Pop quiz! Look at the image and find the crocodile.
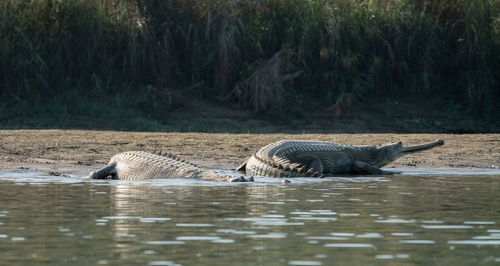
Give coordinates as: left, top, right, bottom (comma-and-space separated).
236, 139, 444, 177
87, 151, 252, 182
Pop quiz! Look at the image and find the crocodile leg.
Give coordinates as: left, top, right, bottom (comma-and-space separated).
86, 162, 117, 179
236, 158, 249, 172
294, 154, 323, 177
352, 161, 393, 175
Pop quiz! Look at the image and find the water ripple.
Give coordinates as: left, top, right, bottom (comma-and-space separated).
422, 225, 473, 229
325, 243, 374, 248
448, 240, 500, 245
145, 241, 185, 245
400, 240, 436, 244
464, 221, 496, 225
148, 261, 181, 266
176, 236, 221, 241
375, 219, 416, 223
288, 261, 322, 265
247, 233, 287, 239
175, 223, 214, 227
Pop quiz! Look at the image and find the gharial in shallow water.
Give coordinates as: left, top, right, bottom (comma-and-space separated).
87, 151, 252, 182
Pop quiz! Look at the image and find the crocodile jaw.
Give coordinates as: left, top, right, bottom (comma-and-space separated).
377, 139, 444, 167
400, 139, 445, 155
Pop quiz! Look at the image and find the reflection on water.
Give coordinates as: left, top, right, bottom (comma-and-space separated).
0, 171, 499, 265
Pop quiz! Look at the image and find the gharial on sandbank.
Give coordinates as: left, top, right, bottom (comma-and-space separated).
236, 139, 445, 177
87, 139, 444, 181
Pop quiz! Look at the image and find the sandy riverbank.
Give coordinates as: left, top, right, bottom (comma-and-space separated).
0, 130, 498, 176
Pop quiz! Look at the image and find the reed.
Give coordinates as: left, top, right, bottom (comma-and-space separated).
1, 0, 498, 128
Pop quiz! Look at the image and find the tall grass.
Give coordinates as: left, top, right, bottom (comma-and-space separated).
1, 0, 499, 126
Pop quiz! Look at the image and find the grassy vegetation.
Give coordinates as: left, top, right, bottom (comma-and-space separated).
1, 0, 499, 132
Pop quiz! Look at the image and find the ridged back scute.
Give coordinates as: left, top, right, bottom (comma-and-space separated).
246, 155, 300, 178
155, 151, 200, 168
248, 140, 378, 176
254, 140, 358, 169
110, 151, 206, 180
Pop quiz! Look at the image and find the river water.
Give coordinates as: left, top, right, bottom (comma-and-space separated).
0, 170, 499, 265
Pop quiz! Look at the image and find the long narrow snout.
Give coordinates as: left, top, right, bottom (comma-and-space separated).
400, 139, 444, 154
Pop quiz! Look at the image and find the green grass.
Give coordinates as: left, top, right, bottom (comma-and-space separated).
1, 0, 499, 132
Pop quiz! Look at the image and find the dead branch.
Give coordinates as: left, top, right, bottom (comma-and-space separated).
222, 49, 302, 114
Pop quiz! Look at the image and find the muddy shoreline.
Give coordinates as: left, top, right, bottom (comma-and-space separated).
0, 130, 498, 176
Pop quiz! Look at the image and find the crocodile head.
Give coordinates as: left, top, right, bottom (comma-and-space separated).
375, 139, 444, 167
